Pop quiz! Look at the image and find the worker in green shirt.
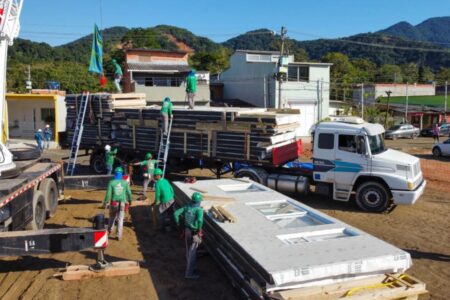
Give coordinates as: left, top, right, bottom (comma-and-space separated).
103, 167, 132, 240
132, 152, 160, 200
185, 69, 197, 109
160, 97, 173, 135
104, 145, 117, 175
112, 59, 123, 93
154, 168, 175, 230
174, 192, 204, 279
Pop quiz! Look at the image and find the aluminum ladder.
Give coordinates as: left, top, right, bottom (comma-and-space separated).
66, 92, 90, 175
156, 117, 173, 178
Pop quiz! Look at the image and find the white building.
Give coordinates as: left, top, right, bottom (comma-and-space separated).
219, 50, 332, 136
352, 83, 435, 105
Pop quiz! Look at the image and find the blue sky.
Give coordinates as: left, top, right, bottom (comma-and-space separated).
19, 0, 450, 46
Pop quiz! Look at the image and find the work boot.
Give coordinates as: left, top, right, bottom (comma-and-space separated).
185, 273, 200, 280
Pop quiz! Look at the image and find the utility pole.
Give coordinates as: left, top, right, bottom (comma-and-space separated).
445, 81, 448, 120
360, 83, 364, 119
277, 26, 287, 108
384, 90, 392, 129
25, 64, 32, 92
405, 82, 409, 123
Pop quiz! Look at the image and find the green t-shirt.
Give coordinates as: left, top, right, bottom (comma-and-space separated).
140, 159, 158, 175
186, 75, 197, 93
113, 61, 123, 76
161, 101, 173, 115
154, 178, 174, 205
174, 204, 204, 231
105, 148, 117, 166
104, 179, 132, 204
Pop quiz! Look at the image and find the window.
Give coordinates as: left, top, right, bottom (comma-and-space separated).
368, 134, 386, 155
338, 135, 366, 154
41, 108, 54, 123
339, 135, 356, 153
287, 65, 309, 82
318, 133, 334, 149
247, 200, 332, 229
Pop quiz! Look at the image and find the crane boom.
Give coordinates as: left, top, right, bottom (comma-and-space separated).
0, 0, 24, 175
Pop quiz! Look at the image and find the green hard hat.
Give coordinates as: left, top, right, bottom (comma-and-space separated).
154, 168, 163, 176
114, 166, 124, 174
145, 152, 152, 159
191, 192, 203, 202
164, 97, 171, 102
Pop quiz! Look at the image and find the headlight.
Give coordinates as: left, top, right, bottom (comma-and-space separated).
407, 181, 414, 190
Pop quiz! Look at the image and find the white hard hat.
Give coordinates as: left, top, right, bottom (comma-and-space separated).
45, 124, 50, 128
38, 129, 42, 132
104, 145, 111, 151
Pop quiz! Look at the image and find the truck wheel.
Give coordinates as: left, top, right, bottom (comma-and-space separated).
39, 178, 58, 218
26, 191, 46, 230
234, 168, 268, 185
91, 154, 105, 174
356, 182, 391, 212
432, 147, 441, 157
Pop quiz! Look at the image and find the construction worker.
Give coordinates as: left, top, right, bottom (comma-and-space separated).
185, 69, 197, 109
44, 124, 52, 149
103, 167, 132, 240
112, 59, 123, 93
160, 97, 173, 135
105, 145, 117, 175
154, 168, 175, 230
173, 192, 204, 279
132, 152, 159, 200
35, 129, 43, 152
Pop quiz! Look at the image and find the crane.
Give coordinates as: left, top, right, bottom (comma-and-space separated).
0, 0, 23, 175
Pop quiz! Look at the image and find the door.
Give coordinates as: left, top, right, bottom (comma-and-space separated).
333, 133, 368, 200
294, 103, 317, 137
441, 139, 450, 155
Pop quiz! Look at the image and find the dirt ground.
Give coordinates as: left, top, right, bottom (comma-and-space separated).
0, 137, 449, 300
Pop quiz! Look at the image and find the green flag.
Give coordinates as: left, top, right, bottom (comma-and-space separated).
88, 24, 103, 74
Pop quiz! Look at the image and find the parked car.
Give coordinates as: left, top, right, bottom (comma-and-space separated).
421, 123, 450, 137
385, 124, 420, 140
432, 138, 450, 157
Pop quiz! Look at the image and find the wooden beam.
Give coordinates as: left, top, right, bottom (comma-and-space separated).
58, 261, 140, 281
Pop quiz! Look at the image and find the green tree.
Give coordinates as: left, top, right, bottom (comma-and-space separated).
418, 65, 434, 83
293, 48, 309, 62
400, 63, 419, 83
189, 48, 231, 74
377, 64, 403, 83
434, 67, 450, 85
322, 52, 357, 100
352, 58, 376, 82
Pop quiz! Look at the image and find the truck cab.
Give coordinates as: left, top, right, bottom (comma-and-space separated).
312, 117, 426, 212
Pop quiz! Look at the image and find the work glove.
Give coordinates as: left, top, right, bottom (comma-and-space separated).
101, 203, 109, 210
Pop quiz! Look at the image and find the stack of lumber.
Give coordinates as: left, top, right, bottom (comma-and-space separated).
111, 106, 301, 163
65, 93, 300, 163
65, 93, 146, 148
173, 179, 416, 299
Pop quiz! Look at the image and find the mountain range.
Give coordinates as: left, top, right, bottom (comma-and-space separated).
8, 16, 450, 70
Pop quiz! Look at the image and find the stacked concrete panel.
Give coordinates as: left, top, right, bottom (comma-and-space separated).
173, 179, 412, 299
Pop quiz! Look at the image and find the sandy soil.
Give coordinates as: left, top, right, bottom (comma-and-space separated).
0, 137, 448, 299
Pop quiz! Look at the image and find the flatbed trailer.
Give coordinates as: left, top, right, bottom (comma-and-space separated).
0, 159, 63, 232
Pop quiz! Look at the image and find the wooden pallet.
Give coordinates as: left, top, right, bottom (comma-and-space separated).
270, 273, 427, 300
56, 261, 140, 281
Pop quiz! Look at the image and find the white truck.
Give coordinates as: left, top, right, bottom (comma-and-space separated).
233, 117, 426, 212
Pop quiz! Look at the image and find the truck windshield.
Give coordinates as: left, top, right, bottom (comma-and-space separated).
368, 134, 386, 155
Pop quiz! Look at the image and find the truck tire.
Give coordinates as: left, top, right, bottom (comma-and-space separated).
10, 147, 41, 161
91, 154, 105, 174
356, 181, 391, 212
234, 168, 268, 185
39, 178, 58, 218
26, 191, 46, 230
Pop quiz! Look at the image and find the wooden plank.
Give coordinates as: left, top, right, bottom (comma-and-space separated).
59, 261, 140, 281
272, 273, 427, 300
196, 122, 224, 131
217, 206, 236, 223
